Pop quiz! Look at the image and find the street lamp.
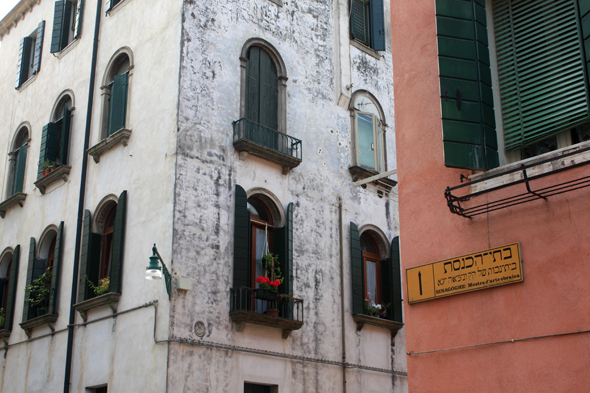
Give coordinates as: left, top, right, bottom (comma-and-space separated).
146, 244, 171, 299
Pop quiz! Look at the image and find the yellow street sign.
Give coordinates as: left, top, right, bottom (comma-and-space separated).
406, 243, 523, 304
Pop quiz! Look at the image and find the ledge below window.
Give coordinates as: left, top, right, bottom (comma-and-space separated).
34, 165, 71, 194
0, 329, 11, 343
230, 311, 304, 339
0, 193, 27, 218
20, 314, 58, 338
352, 314, 404, 335
87, 128, 132, 163
73, 292, 121, 322
349, 166, 397, 192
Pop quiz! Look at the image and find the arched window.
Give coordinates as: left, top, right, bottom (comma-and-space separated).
38, 94, 73, 178
101, 49, 132, 139
99, 204, 117, 281
0, 247, 19, 331
361, 232, 381, 304
349, 91, 386, 173
7, 127, 29, 198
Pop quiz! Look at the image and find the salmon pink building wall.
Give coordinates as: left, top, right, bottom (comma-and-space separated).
391, 1, 590, 392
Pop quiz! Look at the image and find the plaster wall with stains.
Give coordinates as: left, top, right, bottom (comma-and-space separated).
170, 0, 407, 392
0, 0, 180, 391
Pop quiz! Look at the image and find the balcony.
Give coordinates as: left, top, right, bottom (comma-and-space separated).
233, 118, 302, 171
230, 287, 304, 339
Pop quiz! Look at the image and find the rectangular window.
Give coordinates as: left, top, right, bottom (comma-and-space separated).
351, 0, 386, 51
16, 21, 45, 89
50, 0, 82, 53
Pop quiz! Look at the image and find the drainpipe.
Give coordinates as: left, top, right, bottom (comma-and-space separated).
338, 197, 347, 393
63, 0, 102, 391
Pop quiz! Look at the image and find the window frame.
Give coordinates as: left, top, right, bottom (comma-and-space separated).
349, 90, 387, 173
361, 233, 382, 304
350, 0, 386, 52
16, 21, 45, 89
50, 0, 83, 54
6, 126, 30, 199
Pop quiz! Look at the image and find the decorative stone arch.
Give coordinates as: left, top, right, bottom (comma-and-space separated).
50, 89, 76, 122
239, 38, 288, 134
0, 248, 14, 278
349, 89, 387, 126
246, 187, 285, 228
10, 122, 31, 152
5, 123, 31, 199
101, 46, 135, 87
37, 224, 59, 259
92, 194, 119, 233
358, 224, 390, 260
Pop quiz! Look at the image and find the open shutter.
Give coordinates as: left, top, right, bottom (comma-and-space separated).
259, 49, 278, 131
437, 0, 499, 170
48, 222, 64, 315
381, 237, 402, 322
276, 203, 293, 296
78, 210, 101, 302
233, 185, 250, 289
16, 37, 33, 88
33, 21, 45, 75
4, 245, 20, 330
23, 238, 36, 322
38, 123, 60, 178
109, 190, 127, 293
60, 107, 71, 165
13, 145, 28, 195
370, 0, 386, 51
579, 0, 590, 85
50, 1, 73, 53
74, 0, 83, 38
107, 73, 129, 136
246, 47, 261, 124
350, 222, 364, 315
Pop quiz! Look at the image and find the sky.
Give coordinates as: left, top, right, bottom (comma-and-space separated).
0, 0, 20, 22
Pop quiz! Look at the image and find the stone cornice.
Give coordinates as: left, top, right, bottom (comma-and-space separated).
0, 0, 42, 41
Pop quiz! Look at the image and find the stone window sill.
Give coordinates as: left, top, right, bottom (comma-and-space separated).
20, 313, 58, 338
349, 166, 397, 191
350, 39, 381, 60
17, 74, 37, 92
73, 292, 121, 322
0, 193, 27, 218
230, 311, 304, 339
53, 38, 79, 60
106, 0, 133, 17
0, 329, 11, 343
34, 165, 71, 194
87, 128, 131, 163
352, 314, 404, 335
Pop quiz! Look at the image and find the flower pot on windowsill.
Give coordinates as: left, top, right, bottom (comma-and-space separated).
255, 288, 277, 301
41, 169, 50, 177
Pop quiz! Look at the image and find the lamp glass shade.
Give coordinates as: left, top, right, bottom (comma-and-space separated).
146, 253, 162, 280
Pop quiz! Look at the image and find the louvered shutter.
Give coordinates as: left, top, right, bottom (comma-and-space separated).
233, 185, 250, 289
4, 246, 20, 331
33, 21, 45, 75
48, 222, 64, 315
350, 222, 364, 315
246, 47, 261, 124
276, 203, 293, 318
382, 237, 403, 322
107, 73, 129, 136
495, 0, 589, 150
38, 123, 60, 179
13, 145, 28, 195
74, 0, 83, 38
579, 0, 590, 80
370, 0, 386, 51
50, 1, 72, 53
437, 0, 499, 170
109, 191, 127, 293
259, 50, 278, 132
16, 37, 33, 88
60, 107, 71, 165
23, 238, 36, 321
351, 0, 370, 46
78, 210, 101, 302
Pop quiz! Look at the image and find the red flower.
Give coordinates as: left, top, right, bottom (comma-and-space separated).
274, 279, 281, 286
269, 281, 279, 288
256, 277, 263, 284
262, 277, 270, 284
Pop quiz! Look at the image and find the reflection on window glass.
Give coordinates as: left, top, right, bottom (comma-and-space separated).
358, 113, 375, 169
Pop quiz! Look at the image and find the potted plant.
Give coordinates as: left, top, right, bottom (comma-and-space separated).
24, 267, 52, 317
255, 253, 283, 302
40, 160, 57, 177
87, 276, 110, 296
364, 293, 390, 318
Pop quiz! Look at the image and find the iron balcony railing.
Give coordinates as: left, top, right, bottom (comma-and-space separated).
232, 118, 302, 162
230, 287, 304, 323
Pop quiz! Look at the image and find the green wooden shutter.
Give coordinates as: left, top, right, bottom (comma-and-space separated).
259, 49, 278, 131
60, 107, 71, 165
276, 203, 293, 295
48, 222, 64, 315
351, 0, 371, 46
233, 185, 250, 289
78, 210, 101, 302
4, 245, 20, 331
437, 0, 499, 170
107, 73, 129, 136
38, 123, 60, 179
382, 237, 403, 323
13, 145, 28, 195
108, 0, 121, 11
579, 0, 590, 83
350, 222, 364, 315
246, 47, 261, 124
74, 0, 83, 38
16, 37, 33, 88
33, 21, 45, 75
370, 0, 386, 51
23, 238, 36, 322
109, 191, 127, 293
495, 0, 589, 150
50, 1, 72, 53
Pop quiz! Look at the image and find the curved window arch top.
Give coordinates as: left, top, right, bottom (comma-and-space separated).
7, 126, 30, 198
102, 49, 132, 139
0, 251, 13, 314
350, 91, 386, 173
240, 39, 288, 134
37, 94, 74, 174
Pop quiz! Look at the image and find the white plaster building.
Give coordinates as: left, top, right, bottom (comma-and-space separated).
0, 0, 407, 392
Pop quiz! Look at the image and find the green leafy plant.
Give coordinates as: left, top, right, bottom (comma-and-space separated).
24, 267, 52, 307
87, 276, 110, 296
261, 253, 283, 283
40, 160, 57, 171
364, 293, 390, 318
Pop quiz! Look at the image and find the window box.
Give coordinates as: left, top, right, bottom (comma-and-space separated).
230, 287, 303, 339
19, 313, 58, 338
87, 128, 131, 163
233, 118, 302, 171
352, 314, 403, 334
0, 193, 27, 219
34, 165, 71, 194
73, 292, 121, 322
